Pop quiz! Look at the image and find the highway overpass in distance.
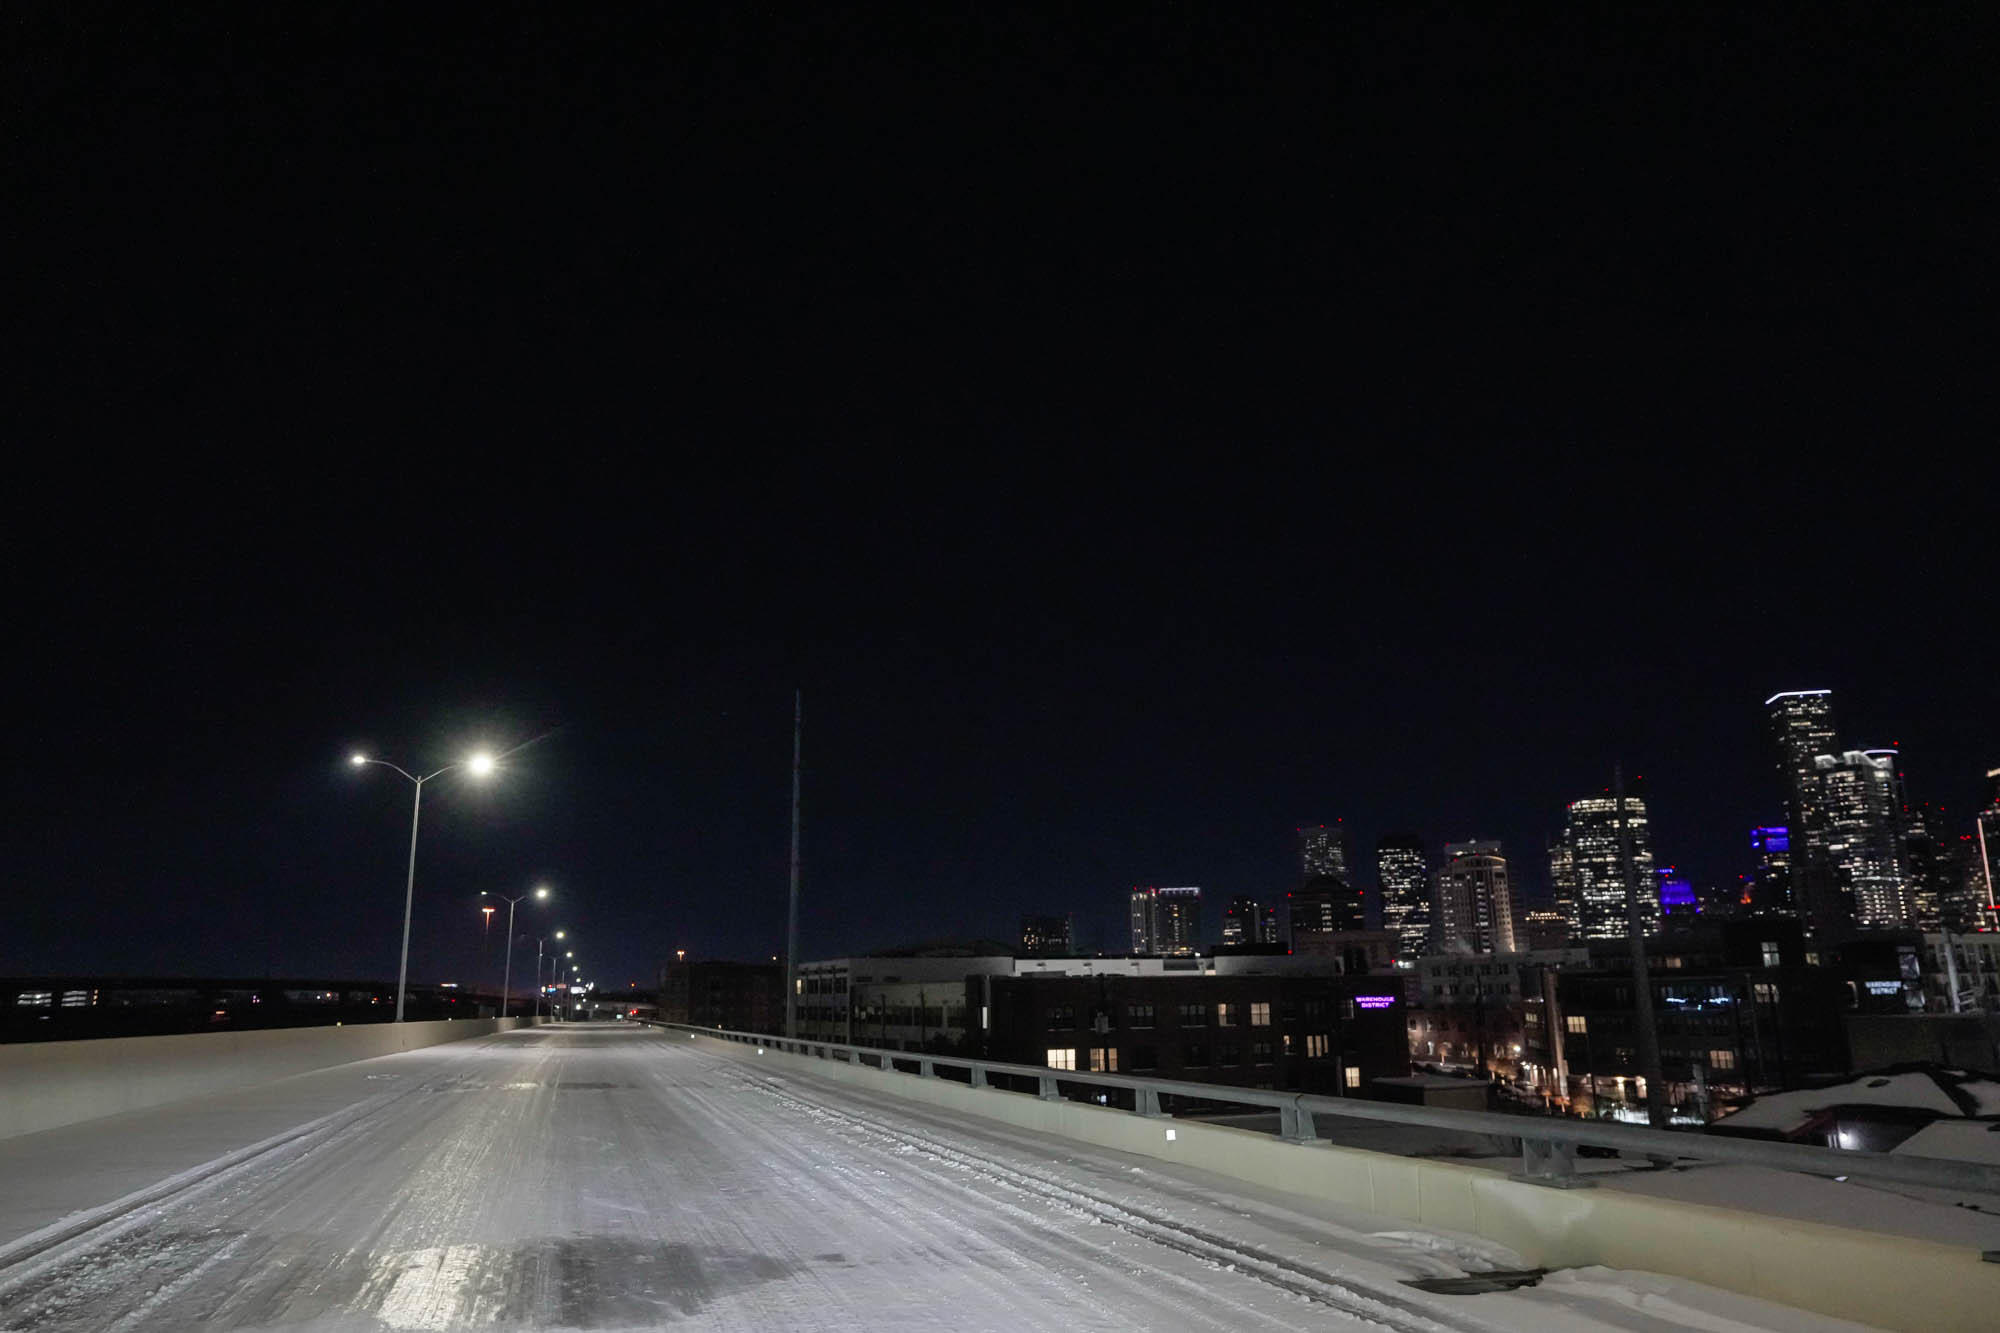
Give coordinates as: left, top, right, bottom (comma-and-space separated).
0, 1023, 1993, 1332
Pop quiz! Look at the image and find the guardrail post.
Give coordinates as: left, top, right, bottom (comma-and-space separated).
1516, 1134, 1594, 1188
919, 1058, 933, 1078
1134, 1087, 1165, 1118
1279, 1097, 1320, 1144
1039, 1073, 1062, 1101
970, 1065, 988, 1089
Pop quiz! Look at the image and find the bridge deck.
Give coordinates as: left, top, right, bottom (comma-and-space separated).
0, 1024, 1884, 1331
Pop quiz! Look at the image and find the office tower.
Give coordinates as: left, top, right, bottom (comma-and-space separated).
1901, 800, 1948, 932
1519, 906, 1573, 949
1221, 896, 1261, 946
1549, 837, 1581, 939
1258, 903, 1279, 944
1298, 824, 1350, 879
1154, 887, 1202, 956
1020, 913, 1072, 956
1745, 825, 1795, 916
1288, 873, 1364, 945
1656, 868, 1700, 924
1561, 794, 1659, 940
1814, 751, 1912, 928
1433, 841, 1516, 954
1766, 689, 1847, 934
1375, 834, 1430, 957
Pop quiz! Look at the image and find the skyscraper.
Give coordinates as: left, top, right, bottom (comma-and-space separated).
1814, 750, 1911, 928
1981, 768, 2000, 924
1153, 887, 1202, 956
1286, 874, 1364, 945
1129, 887, 1155, 954
1767, 689, 1847, 934
1020, 913, 1073, 956
1745, 825, 1795, 917
1433, 841, 1515, 954
1221, 895, 1262, 945
1297, 824, 1349, 879
1375, 833, 1430, 957
1130, 886, 1201, 956
1549, 837, 1581, 940
1560, 794, 1659, 940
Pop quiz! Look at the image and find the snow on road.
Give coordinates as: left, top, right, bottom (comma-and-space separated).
0, 1025, 1887, 1332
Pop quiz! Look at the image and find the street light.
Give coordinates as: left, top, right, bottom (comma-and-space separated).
351, 750, 498, 1022
534, 930, 566, 1020
483, 886, 548, 1017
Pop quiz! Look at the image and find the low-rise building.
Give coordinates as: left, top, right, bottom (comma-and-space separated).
659, 958, 783, 1033
1518, 921, 1921, 1119
979, 971, 1408, 1095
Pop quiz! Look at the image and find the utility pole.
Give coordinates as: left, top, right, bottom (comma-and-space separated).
785, 689, 803, 1039
1618, 763, 1669, 1128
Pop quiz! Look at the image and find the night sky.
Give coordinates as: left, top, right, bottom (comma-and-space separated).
7, 6, 1994, 993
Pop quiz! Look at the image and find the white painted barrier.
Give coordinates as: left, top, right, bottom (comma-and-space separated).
0, 1017, 536, 1141
683, 1032, 2000, 1333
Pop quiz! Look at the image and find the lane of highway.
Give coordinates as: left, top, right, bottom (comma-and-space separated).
0, 1025, 1882, 1331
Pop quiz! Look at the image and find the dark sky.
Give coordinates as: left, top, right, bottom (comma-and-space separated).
6, 5, 1994, 991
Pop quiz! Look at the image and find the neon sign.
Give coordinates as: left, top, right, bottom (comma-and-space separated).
1355, 995, 1396, 1009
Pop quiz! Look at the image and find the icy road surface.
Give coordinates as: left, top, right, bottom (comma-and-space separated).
0, 1025, 1884, 1332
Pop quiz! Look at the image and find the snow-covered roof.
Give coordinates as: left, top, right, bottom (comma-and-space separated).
1714, 1065, 2000, 1132
1893, 1118, 2000, 1166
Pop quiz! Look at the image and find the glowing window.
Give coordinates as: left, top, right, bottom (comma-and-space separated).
1046, 1048, 1076, 1070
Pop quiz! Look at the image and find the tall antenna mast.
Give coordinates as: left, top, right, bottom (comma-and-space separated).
785, 689, 803, 1038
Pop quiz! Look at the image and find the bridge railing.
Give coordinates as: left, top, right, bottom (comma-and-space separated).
643, 1019, 2000, 1198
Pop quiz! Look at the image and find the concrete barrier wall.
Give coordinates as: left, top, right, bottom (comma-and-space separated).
681, 1033, 1999, 1333
0, 1017, 535, 1141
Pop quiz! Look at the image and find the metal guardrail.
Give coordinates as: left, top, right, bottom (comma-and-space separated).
641, 1020, 2000, 1196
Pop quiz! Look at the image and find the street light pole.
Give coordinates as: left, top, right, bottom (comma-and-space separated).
483, 886, 548, 1018
352, 751, 496, 1022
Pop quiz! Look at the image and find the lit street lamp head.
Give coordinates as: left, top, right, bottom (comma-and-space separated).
467, 752, 496, 777
350, 754, 367, 765
534, 886, 550, 900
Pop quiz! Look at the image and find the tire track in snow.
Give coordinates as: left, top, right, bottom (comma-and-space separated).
706, 1053, 1503, 1333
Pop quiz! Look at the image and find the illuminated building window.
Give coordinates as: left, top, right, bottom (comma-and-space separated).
1753, 983, 1779, 1004
1761, 942, 1781, 968
1217, 1001, 1235, 1025
1089, 1047, 1118, 1072
1306, 1033, 1329, 1058
1566, 1015, 1588, 1034
1046, 1049, 1076, 1070
1345, 1065, 1362, 1090
1709, 1049, 1736, 1070
1249, 1002, 1271, 1027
